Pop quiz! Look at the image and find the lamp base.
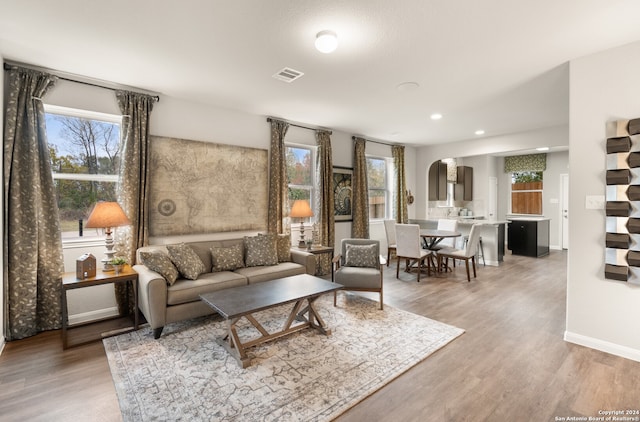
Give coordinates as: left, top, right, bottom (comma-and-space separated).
101, 258, 115, 272
298, 240, 306, 248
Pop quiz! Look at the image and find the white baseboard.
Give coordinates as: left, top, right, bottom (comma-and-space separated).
564, 331, 640, 362
69, 307, 120, 325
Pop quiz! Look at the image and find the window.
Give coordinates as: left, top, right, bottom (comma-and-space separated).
285, 143, 316, 216
366, 156, 392, 220
510, 171, 543, 215
44, 105, 122, 241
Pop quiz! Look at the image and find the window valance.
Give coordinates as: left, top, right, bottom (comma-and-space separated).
504, 153, 547, 172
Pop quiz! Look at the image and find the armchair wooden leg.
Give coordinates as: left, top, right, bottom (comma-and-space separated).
334, 290, 337, 306
387, 249, 391, 267
396, 259, 400, 278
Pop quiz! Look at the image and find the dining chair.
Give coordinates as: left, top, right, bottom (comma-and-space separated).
383, 219, 397, 267
436, 224, 481, 282
436, 219, 459, 248
332, 238, 384, 309
395, 224, 432, 282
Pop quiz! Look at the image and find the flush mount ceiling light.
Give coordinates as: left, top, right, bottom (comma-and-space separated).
430, 113, 443, 120
315, 30, 338, 53
475, 129, 485, 135
536, 147, 550, 151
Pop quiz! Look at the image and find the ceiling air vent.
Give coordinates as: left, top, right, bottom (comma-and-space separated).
272, 67, 304, 83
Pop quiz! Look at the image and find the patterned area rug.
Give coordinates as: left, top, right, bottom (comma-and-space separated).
104, 294, 464, 422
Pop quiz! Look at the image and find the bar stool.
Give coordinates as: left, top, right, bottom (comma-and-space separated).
463, 235, 485, 266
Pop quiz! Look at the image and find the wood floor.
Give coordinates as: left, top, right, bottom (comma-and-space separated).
1, 250, 640, 421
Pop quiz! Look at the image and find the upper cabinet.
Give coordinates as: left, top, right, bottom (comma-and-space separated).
428, 161, 447, 201
454, 166, 473, 201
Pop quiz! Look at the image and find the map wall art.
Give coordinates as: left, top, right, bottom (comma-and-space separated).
148, 136, 268, 236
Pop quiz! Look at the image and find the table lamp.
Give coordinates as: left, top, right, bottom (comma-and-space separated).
289, 199, 314, 247
85, 201, 131, 271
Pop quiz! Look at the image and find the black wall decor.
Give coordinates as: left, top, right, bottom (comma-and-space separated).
605, 118, 640, 282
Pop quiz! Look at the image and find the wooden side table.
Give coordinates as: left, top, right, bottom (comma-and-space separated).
61, 265, 138, 349
294, 245, 335, 282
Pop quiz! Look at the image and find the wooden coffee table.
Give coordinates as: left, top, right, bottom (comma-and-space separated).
200, 274, 342, 368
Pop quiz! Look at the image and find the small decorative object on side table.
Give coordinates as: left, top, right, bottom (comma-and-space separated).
110, 257, 127, 275
61, 265, 139, 349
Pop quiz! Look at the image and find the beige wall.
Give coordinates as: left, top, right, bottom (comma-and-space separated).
9, 73, 417, 322
566, 40, 640, 361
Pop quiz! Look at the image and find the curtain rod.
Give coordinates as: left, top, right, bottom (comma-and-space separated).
266, 117, 332, 135
351, 135, 397, 147
3, 62, 160, 102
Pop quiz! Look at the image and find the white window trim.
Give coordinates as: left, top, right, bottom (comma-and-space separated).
285, 142, 318, 219
366, 155, 392, 221
44, 104, 123, 247
508, 171, 544, 216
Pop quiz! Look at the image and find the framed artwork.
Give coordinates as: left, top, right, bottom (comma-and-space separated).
333, 167, 353, 221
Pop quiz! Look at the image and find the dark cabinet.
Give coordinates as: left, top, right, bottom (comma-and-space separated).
507, 218, 549, 257
428, 161, 447, 201
455, 166, 473, 201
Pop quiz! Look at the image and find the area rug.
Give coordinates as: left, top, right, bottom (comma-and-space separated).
104, 294, 464, 422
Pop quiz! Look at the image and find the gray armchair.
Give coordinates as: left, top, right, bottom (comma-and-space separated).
332, 238, 384, 310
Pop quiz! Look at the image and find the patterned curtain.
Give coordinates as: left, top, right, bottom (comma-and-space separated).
352, 137, 369, 238
267, 119, 289, 234
392, 145, 408, 223
315, 130, 334, 274
115, 90, 155, 314
504, 153, 547, 172
3, 67, 64, 340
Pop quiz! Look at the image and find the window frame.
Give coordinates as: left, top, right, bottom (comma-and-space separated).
366, 155, 393, 221
285, 142, 318, 222
509, 171, 544, 216
44, 104, 123, 246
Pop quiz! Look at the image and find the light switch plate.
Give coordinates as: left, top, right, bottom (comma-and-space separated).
585, 195, 605, 210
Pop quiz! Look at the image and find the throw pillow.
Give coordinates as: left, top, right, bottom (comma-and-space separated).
166, 243, 206, 280
276, 234, 292, 262
210, 244, 244, 272
345, 244, 378, 268
139, 251, 179, 286
244, 234, 278, 267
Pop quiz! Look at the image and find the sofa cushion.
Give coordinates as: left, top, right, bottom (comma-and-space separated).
210, 244, 244, 272
276, 234, 292, 262
244, 234, 278, 267
139, 251, 179, 285
345, 244, 378, 268
166, 243, 207, 280
235, 262, 305, 284
166, 272, 248, 306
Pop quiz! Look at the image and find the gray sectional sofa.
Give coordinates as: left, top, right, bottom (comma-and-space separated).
134, 233, 316, 338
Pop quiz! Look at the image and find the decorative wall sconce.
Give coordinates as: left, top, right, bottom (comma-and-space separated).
406, 190, 415, 205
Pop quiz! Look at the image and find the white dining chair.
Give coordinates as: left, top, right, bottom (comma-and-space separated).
383, 219, 397, 267
436, 224, 482, 282
395, 224, 432, 282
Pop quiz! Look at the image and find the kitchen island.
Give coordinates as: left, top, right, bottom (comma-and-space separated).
409, 218, 508, 266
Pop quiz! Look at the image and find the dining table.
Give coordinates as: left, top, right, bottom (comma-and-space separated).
419, 229, 462, 250
419, 229, 462, 273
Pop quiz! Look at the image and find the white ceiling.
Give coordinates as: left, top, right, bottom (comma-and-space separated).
2, 1, 640, 146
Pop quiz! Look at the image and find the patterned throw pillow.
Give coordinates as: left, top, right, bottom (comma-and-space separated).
210, 244, 245, 272
139, 251, 180, 286
276, 234, 291, 262
244, 234, 278, 267
166, 243, 206, 280
345, 244, 378, 268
